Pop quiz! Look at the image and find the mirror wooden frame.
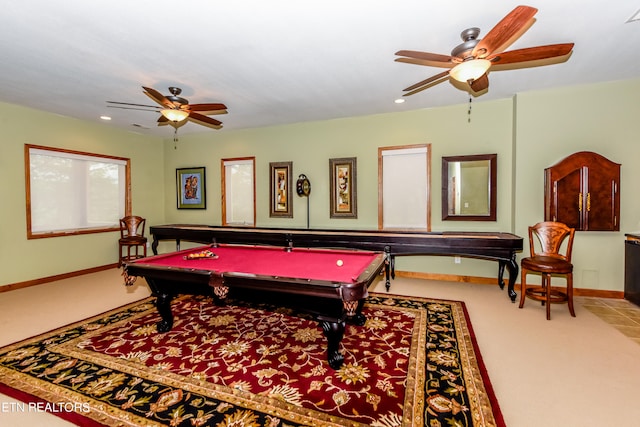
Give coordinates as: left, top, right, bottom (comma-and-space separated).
442, 154, 497, 221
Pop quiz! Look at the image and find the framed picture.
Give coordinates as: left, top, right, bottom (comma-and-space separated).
176, 167, 206, 209
269, 161, 293, 217
329, 157, 357, 218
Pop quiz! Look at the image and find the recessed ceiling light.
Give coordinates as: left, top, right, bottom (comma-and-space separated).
100, 115, 111, 121
627, 9, 640, 22
394, 98, 405, 104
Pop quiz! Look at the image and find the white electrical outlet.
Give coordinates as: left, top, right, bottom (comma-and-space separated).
454, 256, 461, 264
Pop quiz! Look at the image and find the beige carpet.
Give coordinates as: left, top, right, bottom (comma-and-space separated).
1, 269, 640, 426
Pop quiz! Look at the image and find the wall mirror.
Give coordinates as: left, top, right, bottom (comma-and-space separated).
442, 154, 496, 221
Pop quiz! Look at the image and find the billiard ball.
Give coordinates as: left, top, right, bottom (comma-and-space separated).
336, 259, 343, 266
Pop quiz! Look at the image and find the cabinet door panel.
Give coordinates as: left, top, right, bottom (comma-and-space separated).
554, 168, 581, 229
585, 169, 617, 231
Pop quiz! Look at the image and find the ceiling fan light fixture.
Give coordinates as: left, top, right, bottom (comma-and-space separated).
449, 59, 491, 83
161, 109, 189, 122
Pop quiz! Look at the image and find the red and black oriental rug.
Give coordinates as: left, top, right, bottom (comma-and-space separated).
0, 293, 504, 426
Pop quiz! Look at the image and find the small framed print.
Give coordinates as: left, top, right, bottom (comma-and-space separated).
329, 157, 357, 218
270, 161, 293, 217
176, 167, 206, 209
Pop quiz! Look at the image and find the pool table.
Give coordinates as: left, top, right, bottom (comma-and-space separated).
150, 224, 523, 301
123, 244, 386, 369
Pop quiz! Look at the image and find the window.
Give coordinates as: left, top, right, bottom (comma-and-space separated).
25, 145, 131, 239
221, 157, 255, 226
378, 144, 431, 230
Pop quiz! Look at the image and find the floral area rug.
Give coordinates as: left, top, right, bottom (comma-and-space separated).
0, 293, 504, 426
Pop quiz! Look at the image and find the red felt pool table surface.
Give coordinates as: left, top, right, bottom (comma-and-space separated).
136, 244, 381, 284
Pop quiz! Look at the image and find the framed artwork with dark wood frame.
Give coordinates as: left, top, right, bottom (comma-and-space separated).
442, 154, 496, 221
176, 167, 206, 209
269, 161, 293, 217
329, 157, 357, 218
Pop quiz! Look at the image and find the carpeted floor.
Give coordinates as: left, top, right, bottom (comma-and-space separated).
0, 292, 503, 427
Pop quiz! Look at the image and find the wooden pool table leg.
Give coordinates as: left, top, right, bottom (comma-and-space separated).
321, 320, 346, 369
497, 261, 506, 290
344, 299, 367, 326
321, 299, 367, 369
144, 278, 175, 332
209, 276, 229, 305
154, 292, 174, 333
498, 258, 519, 302
505, 256, 519, 302
384, 249, 394, 291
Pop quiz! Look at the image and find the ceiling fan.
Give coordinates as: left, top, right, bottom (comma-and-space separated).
107, 86, 227, 129
395, 5, 574, 96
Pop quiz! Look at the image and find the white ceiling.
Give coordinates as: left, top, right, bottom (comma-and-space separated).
1, 1, 639, 136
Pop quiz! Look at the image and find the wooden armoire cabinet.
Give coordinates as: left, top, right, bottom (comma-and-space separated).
544, 151, 620, 231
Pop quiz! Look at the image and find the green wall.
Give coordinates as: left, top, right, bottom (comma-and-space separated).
1, 77, 639, 291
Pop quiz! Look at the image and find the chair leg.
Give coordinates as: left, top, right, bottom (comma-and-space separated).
567, 273, 576, 317
544, 274, 551, 320
519, 269, 528, 308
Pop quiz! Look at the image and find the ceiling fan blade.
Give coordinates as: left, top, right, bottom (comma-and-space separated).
395, 57, 457, 69
187, 103, 228, 114
107, 105, 160, 112
402, 71, 450, 96
396, 50, 454, 62
107, 101, 159, 109
469, 73, 489, 93
489, 43, 574, 65
142, 86, 174, 109
189, 112, 223, 129
472, 5, 538, 58
403, 70, 450, 92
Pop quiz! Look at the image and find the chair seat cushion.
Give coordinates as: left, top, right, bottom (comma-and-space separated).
119, 236, 147, 245
521, 255, 573, 274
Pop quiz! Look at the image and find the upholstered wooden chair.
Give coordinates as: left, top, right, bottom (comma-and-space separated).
118, 216, 147, 267
519, 221, 576, 320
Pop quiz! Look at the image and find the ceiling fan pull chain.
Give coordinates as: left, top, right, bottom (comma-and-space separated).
468, 95, 472, 123
174, 127, 179, 149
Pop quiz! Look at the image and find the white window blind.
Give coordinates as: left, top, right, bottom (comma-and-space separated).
380, 146, 429, 230
27, 146, 129, 236
223, 158, 255, 226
